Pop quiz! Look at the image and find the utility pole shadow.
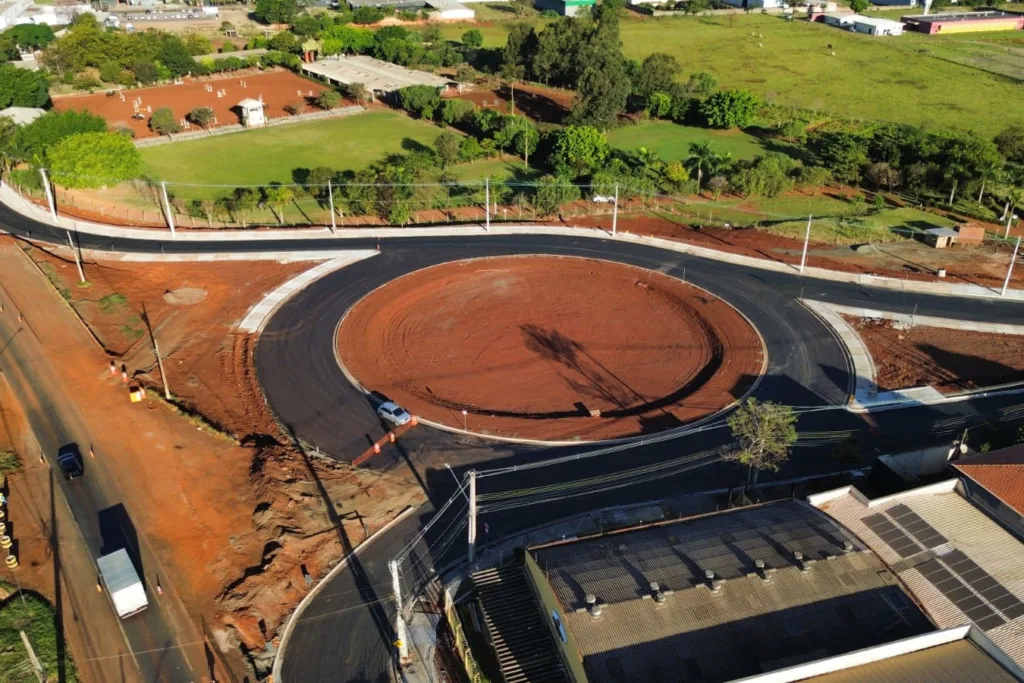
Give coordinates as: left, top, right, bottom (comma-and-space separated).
49, 470, 68, 682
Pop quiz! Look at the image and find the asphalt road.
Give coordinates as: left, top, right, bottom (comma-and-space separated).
0, 302, 194, 682
7, 199, 1024, 683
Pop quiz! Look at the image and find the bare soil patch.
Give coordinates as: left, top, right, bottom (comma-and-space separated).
52, 69, 338, 140
844, 316, 1024, 394
448, 83, 573, 124
338, 256, 763, 441
13, 241, 425, 678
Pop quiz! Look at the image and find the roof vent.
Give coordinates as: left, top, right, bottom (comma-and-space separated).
754, 559, 774, 583
842, 541, 854, 553
794, 551, 810, 573
650, 581, 666, 604
585, 594, 602, 618
704, 569, 722, 593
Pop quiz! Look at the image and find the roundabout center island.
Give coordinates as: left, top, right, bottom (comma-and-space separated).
337, 256, 764, 442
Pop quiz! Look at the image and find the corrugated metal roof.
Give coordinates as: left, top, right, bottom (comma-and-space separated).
811, 639, 1018, 682
532, 502, 931, 682
954, 446, 1024, 517
815, 485, 1024, 670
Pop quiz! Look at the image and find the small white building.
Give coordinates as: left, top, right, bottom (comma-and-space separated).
237, 98, 266, 128
852, 15, 904, 35
426, 0, 474, 20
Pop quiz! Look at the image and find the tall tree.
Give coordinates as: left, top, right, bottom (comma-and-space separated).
262, 183, 294, 224
48, 132, 141, 189
149, 107, 181, 137
550, 125, 610, 177
0, 64, 49, 108
996, 125, 1024, 165
699, 89, 760, 129
434, 131, 460, 168
632, 52, 679, 100
724, 398, 798, 490
685, 141, 723, 188
253, 0, 298, 24
188, 106, 214, 129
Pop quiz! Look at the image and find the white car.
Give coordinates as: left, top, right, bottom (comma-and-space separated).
377, 401, 412, 427
592, 195, 616, 204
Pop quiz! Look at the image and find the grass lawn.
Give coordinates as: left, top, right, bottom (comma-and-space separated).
449, 156, 540, 182
443, 13, 1024, 136
0, 592, 78, 682
608, 122, 770, 162
141, 111, 444, 199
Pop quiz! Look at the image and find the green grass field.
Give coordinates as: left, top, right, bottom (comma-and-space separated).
608, 122, 770, 162
443, 13, 1024, 136
0, 591, 78, 682
141, 111, 444, 199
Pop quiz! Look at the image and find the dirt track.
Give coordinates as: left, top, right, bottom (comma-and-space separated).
337, 256, 763, 440
53, 70, 336, 139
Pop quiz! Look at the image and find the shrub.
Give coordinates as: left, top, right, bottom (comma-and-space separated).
317, 90, 342, 110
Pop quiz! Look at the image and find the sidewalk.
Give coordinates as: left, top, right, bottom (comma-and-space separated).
4, 183, 1024, 302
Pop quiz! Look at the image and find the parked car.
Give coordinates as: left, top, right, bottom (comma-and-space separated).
377, 402, 412, 427
57, 444, 84, 480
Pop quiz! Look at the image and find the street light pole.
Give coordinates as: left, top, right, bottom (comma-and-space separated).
39, 168, 57, 223
160, 181, 175, 236
1002, 236, 1021, 297
484, 178, 490, 231
612, 183, 619, 237
799, 214, 813, 274
461, 409, 468, 431
66, 231, 85, 284
389, 560, 409, 665
327, 180, 336, 233
467, 470, 477, 564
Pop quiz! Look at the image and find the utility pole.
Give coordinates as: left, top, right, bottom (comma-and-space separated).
484, 178, 490, 231
19, 631, 46, 683
468, 470, 477, 564
1002, 236, 1021, 297
160, 181, 175, 236
39, 168, 57, 223
142, 304, 172, 399
799, 214, 812, 274
327, 180, 336, 233
612, 183, 619, 237
1008, 211, 1019, 239
66, 231, 85, 284
388, 560, 409, 665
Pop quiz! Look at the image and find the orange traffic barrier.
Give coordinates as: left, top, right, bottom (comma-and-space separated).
388, 432, 396, 444
109, 360, 117, 376
373, 442, 381, 454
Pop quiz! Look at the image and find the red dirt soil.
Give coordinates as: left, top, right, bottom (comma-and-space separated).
844, 316, 1024, 394
338, 256, 764, 441
447, 83, 573, 124
52, 69, 336, 139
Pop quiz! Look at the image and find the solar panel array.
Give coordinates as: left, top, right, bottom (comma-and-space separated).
917, 558, 1007, 632
886, 504, 948, 549
862, 513, 923, 559
862, 504, 951, 560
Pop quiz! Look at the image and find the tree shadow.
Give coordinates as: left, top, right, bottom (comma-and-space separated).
916, 343, 1024, 392
401, 138, 433, 154
50, 470, 68, 682
494, 84, 569, 125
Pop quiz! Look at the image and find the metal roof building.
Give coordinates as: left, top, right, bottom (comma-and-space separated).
521, 501, 933, 682
301, 55, 452, 96
810, 478, 1024, 670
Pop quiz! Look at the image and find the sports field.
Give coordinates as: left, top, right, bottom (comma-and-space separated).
140, 111, 443, 198
444, 14, 1024, 136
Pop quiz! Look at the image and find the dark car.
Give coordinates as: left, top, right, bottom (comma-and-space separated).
57, 444, 84, 480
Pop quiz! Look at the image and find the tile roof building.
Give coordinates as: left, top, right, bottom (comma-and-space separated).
952, 446, 1024, 540
810, 478, 1024, 671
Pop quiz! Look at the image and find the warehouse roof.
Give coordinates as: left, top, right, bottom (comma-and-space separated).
0, 106, 46, 125
953, 446, 1024, 517
902, 10, 1019, 22
301, 55, 451, 93
530, 501, 931, 683
811, 638, 1018, 683
810, 479, 1024, 669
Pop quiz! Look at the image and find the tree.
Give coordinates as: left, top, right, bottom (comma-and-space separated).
435, 131, 461, 168
48, 132, 141, 189
500, 62, 526, 110
941, 133, 1001, 205
253, 0, 298, 24
645, 91, 672, 119
730, 154, 794, 198
0, 64, 49, 108
149, 107, 181, 136
977, 158, 1003, 203
813, 132, 869, 185
513, 124, 539, 168
461, 29, 483, 49
699, 89, 760, 129
230, 187, 259, 227
685, 141, 722, 188
724, 398, 798, 490
188, 106, 215, 129
11, 109, 107, 167
664, 160, 689, 190
533, 175, 580, 215
439, 98, 474, 126
685, 71, 718, 97
864, 161, 902, 193
510, 0, 533, 16
569, 54, 631, 129
157, 35, 197, 77
632, 52, 679, 100
317, 90, 342, 110
4, 24, 55, 51
550, 125, 610, 177
268, 31, 299, 54
707, 175, 728, 201
849, 0, 870, 12
262, 183, 294, 224
503, 22, 533, 70
396, 85, 441, 119
182, 33, 213, 57
996, 125, 1024, 165
346, 82, 370, 104
284, 100, 306, 116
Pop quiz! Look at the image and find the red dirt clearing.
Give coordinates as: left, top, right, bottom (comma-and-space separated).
338, 256, 763, 441
844, 317, 1024, 394
52, 69, 336, 139
448, 83, 573, 124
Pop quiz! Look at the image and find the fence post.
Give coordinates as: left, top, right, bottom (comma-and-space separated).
39, 168, 57, 223
484, 178, 490, 231
612, 183, 619, 236
161, 181, 175, 236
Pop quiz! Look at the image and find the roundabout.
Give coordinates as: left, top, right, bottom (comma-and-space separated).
336, 255, 764, 441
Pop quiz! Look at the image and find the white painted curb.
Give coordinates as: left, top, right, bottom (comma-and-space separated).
271, 504, 417, 683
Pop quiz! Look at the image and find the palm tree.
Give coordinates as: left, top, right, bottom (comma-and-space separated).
978, 159, 1004, 203
1001, 165, 1024, 222
685, 141, 716, 189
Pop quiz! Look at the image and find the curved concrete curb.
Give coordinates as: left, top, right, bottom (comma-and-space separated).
270, 504, 417, 683
238, 251, 377, 332
328, 254, 770, 448
3, 182, 1022, 302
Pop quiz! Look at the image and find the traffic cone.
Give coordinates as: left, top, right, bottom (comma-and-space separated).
388, 432, 396, 444
373, 443, 381, 454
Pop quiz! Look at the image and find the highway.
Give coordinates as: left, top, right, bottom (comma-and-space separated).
5, 198, 1024, 682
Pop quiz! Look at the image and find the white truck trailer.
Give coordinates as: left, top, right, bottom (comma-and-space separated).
97, 549, 148, 619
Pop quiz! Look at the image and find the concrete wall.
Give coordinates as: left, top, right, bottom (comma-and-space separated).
524, 552, 589, 682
